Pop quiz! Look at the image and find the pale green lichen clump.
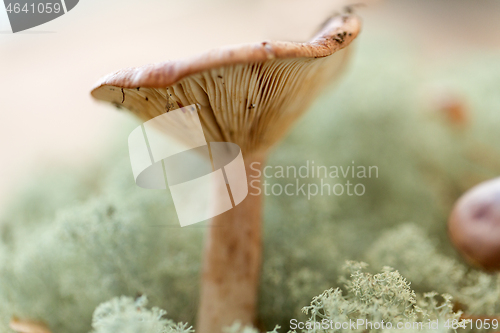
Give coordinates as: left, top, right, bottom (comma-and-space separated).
368, 223, 500, 316
90, 295, 193, 333
1, 31, 500, 332
301, 262, 466, 333
89, 263, 466, 333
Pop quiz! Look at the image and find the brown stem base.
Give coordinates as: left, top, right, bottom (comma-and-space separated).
197, 154, 265, 333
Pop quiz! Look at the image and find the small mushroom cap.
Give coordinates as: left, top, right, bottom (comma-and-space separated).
449, 177, 500, 270
91, 14, 361, 154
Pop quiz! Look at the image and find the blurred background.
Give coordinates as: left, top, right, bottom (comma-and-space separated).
0, 0, 500, 214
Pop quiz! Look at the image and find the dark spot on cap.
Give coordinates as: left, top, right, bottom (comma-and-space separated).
473, 204, 492, 220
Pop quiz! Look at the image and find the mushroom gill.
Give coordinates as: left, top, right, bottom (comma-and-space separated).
91, 15, 359, 154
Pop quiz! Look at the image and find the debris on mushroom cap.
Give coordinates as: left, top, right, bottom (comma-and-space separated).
91, 14, 361, 154
448, 177, 500, 270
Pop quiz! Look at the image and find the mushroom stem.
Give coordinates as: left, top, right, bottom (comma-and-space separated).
197, 153, 266, 333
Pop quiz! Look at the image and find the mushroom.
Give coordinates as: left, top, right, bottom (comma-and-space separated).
449, 177, 500, 270
91, 13, 361, 333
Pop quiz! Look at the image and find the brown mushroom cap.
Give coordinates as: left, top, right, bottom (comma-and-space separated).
449, 177, 500, 270
91, 14, 361, 154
